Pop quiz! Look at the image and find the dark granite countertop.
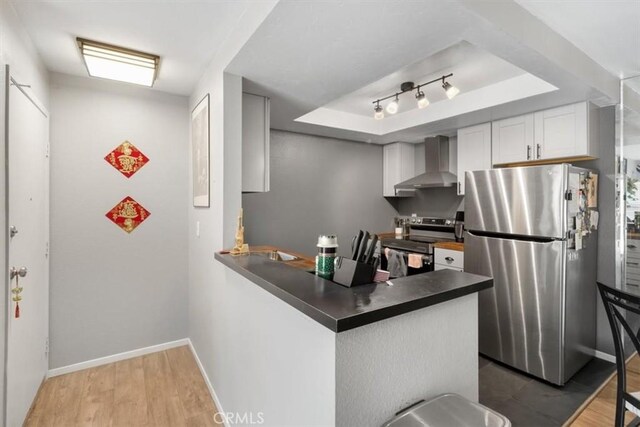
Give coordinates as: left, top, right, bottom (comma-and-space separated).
214, 252, 492, 333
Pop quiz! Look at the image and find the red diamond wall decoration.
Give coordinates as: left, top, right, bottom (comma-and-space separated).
106, 196, 150, 233
104, 141, 149, 178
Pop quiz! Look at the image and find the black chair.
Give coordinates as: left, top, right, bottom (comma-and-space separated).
598, 281, 640, 426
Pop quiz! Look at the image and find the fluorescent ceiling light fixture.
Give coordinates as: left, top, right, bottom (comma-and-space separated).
77, 38, 159, 87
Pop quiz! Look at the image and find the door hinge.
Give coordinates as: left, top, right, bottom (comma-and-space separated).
45, 140, 50, 158
45, 241, 49, 259
565, 190, 572, 201
45, 338, 49, 356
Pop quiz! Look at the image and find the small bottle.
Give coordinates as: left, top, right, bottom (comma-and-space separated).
394, 218, 403, 239
316, 235, 338, 279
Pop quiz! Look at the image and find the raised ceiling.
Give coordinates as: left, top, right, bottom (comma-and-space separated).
297, 41, 557, 136
9, 0, 253, 95
325, 41, 526, 117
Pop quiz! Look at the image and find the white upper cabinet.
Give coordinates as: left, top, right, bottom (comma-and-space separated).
242, 93, 270, 192
534, 102, 595, 160
491, 114, 535, 166
383, 142, 415, 197
457, 123, 492, 195
491, 102, 597, 166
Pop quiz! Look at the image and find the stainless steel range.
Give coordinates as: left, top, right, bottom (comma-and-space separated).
381, 216, 457, 274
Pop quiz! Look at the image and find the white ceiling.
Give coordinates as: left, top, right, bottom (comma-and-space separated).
229, 0, 619, 144
10, 0, 636, 142
9, 0, 253, 95
516, 0, 640, 80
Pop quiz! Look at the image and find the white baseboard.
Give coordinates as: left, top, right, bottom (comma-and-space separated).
594, 350, 616, 363
187, 339, 226, 426
47, 338, 189, 377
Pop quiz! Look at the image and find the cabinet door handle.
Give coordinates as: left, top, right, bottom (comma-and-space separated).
527, 145, 531, 160
628, 261, 640, 266
445, 257, 455, 262
458, 182, 461, 193
536, 144, 541, 159
629, 245, 637, 249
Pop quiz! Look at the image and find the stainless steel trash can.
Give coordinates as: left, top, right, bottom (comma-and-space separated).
382, 393, 511, 427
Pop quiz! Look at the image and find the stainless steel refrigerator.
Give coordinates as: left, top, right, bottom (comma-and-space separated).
465, 164, 598, 385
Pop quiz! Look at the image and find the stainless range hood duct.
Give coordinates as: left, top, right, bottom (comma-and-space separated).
394, 135, 457, 190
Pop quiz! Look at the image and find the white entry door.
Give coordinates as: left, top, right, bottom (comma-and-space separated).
5, 66, 49, 427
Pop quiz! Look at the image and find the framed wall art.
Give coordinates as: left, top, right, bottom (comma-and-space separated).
191, 94, 210, 207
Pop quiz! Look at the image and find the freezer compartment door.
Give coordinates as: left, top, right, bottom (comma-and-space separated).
465, 232, 566, 384
465, 164, 567, 239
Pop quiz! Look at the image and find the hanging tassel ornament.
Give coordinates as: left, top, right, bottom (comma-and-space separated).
11, 275, 23, 319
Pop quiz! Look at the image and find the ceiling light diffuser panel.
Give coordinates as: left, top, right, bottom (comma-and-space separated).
77, 38, 159, 87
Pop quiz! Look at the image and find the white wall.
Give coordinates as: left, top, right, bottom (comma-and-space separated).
49, 73, 189, 369
213, 268, 336, 426
186, 0, 278, 416
336, 294, 478, 426
0, 0, 50, 420
0, 1, 49, 105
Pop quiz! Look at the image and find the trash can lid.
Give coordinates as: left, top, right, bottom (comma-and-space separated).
382, 393, 511, 427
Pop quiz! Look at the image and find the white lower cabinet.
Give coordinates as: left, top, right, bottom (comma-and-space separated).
434, 248, 464, 272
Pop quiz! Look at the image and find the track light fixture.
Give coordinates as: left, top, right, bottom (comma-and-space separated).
372, 73, 458, 119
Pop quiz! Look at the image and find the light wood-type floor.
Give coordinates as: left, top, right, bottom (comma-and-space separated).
569, 355, 640, 426
24, 345, 221, 427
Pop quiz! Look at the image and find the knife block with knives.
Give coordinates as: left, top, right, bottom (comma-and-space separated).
332, 230, 378, 288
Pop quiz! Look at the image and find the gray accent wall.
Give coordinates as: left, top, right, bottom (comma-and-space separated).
583, 105, 617, 356
243, 130, 398, 257
49, 73, 189, 369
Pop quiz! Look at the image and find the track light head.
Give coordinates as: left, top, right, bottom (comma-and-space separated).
415, 90, 429, 109
442, 81, 460, 99
374, 103, 384, 120
386, 95, 399, 114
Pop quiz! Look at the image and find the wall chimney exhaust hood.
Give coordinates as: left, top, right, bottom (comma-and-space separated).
394, 136, 457, 190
